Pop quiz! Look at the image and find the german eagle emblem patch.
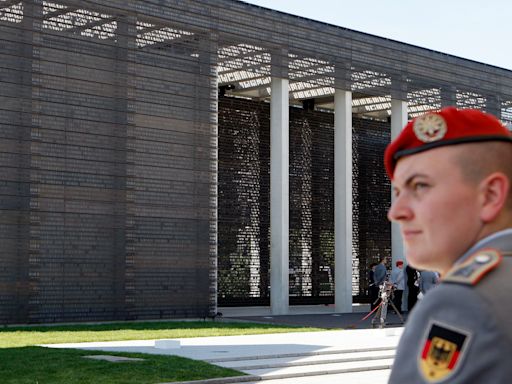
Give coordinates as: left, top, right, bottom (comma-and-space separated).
419, 322, 470, 382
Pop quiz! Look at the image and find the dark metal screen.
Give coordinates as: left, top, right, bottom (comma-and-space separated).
0, 1, 217, 324
352, 118, 391, 301
217, 97, 270, 306
289, 109, 335, 304
218, 96, 390, 305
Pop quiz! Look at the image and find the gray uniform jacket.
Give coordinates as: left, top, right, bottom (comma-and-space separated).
374, 263, 387, 286
388, 229, 512, 383
419, 271, 438, 294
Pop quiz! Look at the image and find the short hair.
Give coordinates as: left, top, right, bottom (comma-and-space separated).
452, 141, 512, 208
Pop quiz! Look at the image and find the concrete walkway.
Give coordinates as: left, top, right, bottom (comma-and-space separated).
45, 327, 402, 384
44, 306, 404, 383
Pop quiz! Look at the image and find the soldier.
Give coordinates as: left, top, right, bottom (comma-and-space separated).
385, 107, 512, 383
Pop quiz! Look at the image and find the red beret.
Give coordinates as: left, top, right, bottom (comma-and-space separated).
384, 107, 512, 179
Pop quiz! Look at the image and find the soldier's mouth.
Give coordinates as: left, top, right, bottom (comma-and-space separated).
402, 229, 422, 240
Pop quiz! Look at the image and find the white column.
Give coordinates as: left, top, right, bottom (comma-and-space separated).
390, 99, 408, 266
270, 77, 289, 315
334, 89, 353, 313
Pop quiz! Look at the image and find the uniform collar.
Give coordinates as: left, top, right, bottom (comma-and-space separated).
457, 228, 512, 264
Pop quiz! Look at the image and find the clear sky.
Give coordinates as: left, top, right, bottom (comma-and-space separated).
241, 0, 512, 71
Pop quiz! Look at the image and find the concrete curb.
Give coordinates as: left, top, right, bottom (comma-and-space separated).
158, 375, 261, 384
205, 346, 396, 363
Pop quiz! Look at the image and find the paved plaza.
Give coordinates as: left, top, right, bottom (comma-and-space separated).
46, 307, 403, 384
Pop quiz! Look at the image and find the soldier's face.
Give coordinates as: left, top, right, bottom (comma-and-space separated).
388, 146, 483, 275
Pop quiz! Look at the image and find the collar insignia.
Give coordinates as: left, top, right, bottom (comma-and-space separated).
419, 322, 470, 383
413, 113, 447, 143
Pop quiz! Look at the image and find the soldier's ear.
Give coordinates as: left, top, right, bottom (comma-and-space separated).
479, 172, 509, 223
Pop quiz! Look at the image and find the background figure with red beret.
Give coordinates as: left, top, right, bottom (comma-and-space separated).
389, 260, 404, 314
385, 107, 512, 383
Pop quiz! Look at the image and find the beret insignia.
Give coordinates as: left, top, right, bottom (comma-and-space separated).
413, 113, 447, 143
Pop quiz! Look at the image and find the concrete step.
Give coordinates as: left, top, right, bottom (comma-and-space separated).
216, 349, 396, 370
229, 368, 391, 384
204, 342, 396, 383
205, 345, 395, 363
242, 358, 393, 380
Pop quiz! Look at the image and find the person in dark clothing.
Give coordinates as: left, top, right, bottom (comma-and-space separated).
368, 262, 379, 310
405, 264, 420, 312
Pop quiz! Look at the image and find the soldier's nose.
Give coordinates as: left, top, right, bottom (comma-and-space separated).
388, 195, 412, 222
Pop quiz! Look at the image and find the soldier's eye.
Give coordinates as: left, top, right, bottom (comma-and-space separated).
413, 182, 429, 191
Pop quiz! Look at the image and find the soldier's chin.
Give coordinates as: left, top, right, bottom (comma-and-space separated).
406, 260, 421, 269
404, 252, 429, 270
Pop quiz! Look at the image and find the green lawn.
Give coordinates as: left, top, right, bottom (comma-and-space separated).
0, 321, 323, 348
0, 321, 324, 384
0, 346, 241, 384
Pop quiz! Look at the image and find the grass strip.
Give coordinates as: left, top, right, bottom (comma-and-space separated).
0, 321, 323, 348
0, 346, 242, 384
0, 321, 325, 383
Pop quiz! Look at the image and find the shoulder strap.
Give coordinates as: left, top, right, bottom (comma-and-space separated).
443, 248, 503, 285
475, 253, 512, 344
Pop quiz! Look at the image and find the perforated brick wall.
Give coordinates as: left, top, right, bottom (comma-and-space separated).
217, 96, 390, 306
